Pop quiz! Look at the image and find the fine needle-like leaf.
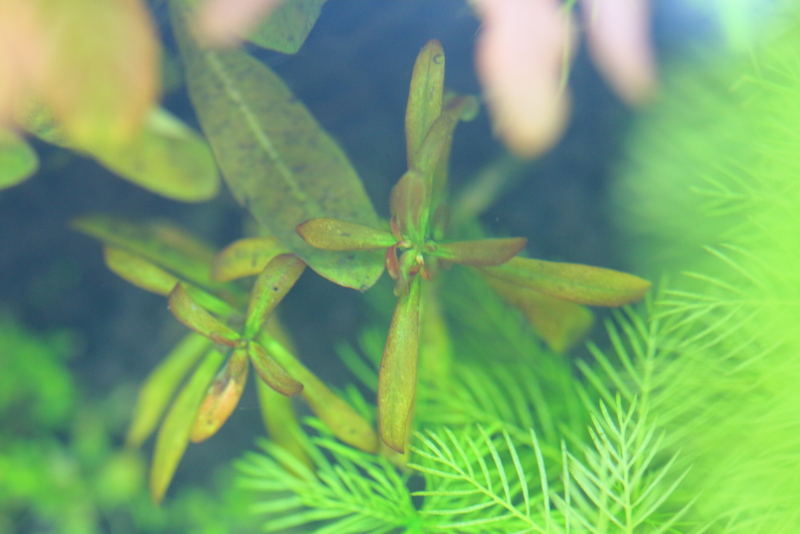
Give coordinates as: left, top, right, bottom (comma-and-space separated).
406, 39, 445, 170
435, 237, 527, 267
151, 349, 225, 504
191, 349, 249, 442
481, 256, 651, 307
378, 276, 422, 453
248, 341, 303, 396
168, 284, 242, 347
296, 218, 396, 251
127, 333, 213, 447
245, 254, 306, 338
211, 236, 289, 282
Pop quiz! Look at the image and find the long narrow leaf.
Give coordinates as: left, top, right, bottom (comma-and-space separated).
190, 349, 249, 442
168, 284, 242, 347
296, 218, 396, 251
245, 254, 305, 338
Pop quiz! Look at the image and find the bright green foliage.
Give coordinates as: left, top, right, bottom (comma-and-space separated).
0, 128, 38, 188
246, 0, 327, 54
172, 1, 384, 291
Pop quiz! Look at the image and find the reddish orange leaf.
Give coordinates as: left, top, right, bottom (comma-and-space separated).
168, 284, 242, 347
378, 276, 422, 453
190, 349, 249, 442
435, 237, 526, 267
296, 218, 395, 251
245, 254, 305, 338
248, 341, 303, 396
480, 257, 651, 307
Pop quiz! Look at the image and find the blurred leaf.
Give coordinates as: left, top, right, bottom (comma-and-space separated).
296, 218, 396, 251
247, 0, 327, 54
168, 284, 242, 348
151, 349, 224, 503
172, 2, 384, 291
36, 0, 160, 148
127, 333, 212, 447
248, 341, 303, 396
406, 40, 444, 170
255, 378, 312, 470
259, 334, 379, 452
435, 237, 526, 267
431, 94, 480, 211
485, 276, 594, 353
0, 128, 38, 189
190, 349, 249, 442
212, 236, 289, 282
378, 276, 421, 453
481, 257, 651, 307
390, 171, 429, 239
244, 254, 305, 338
72, 215, 227, 296
21, 102, 219, 202
103, 247, 179, 296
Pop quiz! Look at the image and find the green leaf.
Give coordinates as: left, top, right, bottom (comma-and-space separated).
435, 237, 526, 267
406, 40, 445, 170
190, 349, 249, 442
246, 0, 327, 54
480, 257, 652, 307
296, 218, 396, 251
485, 276, 594, 353
151, 348, 225, 503
172, 2, 384, 291
245, 254, 306, 338
127, 333, 212, 447
378, 276, 422, 453
248, 341, 304, 396
168, 284, 242, 347
259, 334, 379, 453
255, 377, 312, 471
103, 246, 179, 296
390, 171, 429, 240
212, 236, 289, 282
0, 128, 38, 189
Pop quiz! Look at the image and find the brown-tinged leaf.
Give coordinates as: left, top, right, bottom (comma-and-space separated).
151, 348, 224, 504
127, 333, 213, 447
168, 284, 242, 347
480, 256, 651, 306
104, 247, 179, 296
212, 236, 289, 282
485, 276, 594, 353
406, 40, 444, 169
435, 237, 526, 267
245, 0, 327, 54
430, 94, 479, 210
0, 128, 38, 189
378, 276, 422, 453
172, 2, 384, 291
245, 254, 305, 338
259, 334, 379, 452
190, 349, 249, 442
37, 0, 160, 149
248, 341, 303, 396
255, 377, 312, 471
296, 218, 395, 251
390, 171, 429, 239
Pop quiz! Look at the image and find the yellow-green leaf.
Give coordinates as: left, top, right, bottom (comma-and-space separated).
245, 254, 305, 338
406, 40, 444, 170
485, 276, 594, 353
248, 341, 303, 396
172, 2, 384, 291
480, 257, 652, 307
246, 0, 326, 54
378, 276, 422, 453
168, 284, 242, 348
212, 236, 289, 282
255, 377, 312, 471
190, 349, 248, 442
259, 334, 379, 452
435, 237, 526, 267
104, 247, 179, 296
127, 333, 212, 447
151, 348, 224, 503
0, 128, 38, 189
296, 218, 396, 251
